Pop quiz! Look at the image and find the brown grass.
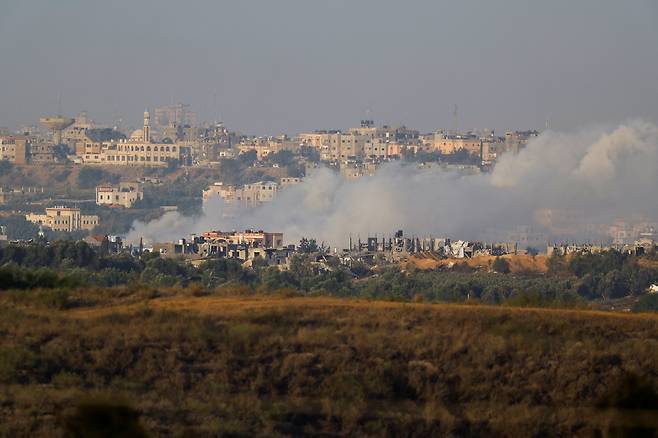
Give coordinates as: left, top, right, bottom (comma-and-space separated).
1, 292, 658, 436
638, 258, 658, 270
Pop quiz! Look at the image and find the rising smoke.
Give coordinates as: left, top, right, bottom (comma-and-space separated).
127, 121, 658, 247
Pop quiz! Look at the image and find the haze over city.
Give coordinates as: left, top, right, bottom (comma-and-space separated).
2, 0, 658, 134
3, 2, 658, 436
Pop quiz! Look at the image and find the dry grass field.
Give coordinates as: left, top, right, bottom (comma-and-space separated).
1, 291, 658, 436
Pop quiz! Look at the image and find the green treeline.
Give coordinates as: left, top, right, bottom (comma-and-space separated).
2, 241, 658, 310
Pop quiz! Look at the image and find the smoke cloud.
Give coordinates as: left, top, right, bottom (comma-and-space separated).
127, 121, 658, 247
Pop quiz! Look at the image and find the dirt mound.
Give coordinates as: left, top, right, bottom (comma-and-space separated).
406, 253, 548, 274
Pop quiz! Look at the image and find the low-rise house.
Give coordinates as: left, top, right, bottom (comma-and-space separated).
96, 182, 144, 208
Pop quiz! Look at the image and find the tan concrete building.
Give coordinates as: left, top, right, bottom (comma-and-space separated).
503, 130, 539, 154
62, 111, 95, 147
239, 181, 278, 207
300, 121, 418, 161
29, 141, 57, 163
432, 134, 482, 155
96, 182, 144, 208
202, 182, 236, 202
280, 177, 302, 187
203, 181, 278, 207
202, 230, 284, 249
0, 136, 28, 164
300, 131, 367, 161
26, 207, 99, 232
481, 138, 503, 164
238, 135, 299, 159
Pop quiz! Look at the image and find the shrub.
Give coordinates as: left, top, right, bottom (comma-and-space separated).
633, 294, 658, 313
492, 257, 510, 274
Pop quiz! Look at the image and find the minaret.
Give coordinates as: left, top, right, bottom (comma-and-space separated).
143, 109, 151, 142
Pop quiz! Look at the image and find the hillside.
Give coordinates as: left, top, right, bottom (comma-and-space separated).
2, 291, 658, 436
405, 253, 549, 275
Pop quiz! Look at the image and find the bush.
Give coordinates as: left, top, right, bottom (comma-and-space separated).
633, 294, 658, 313
492, 257, 510, 274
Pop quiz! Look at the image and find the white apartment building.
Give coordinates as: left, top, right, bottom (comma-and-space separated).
96, 182, 144, 208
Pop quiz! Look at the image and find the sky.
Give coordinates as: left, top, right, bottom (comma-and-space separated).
1, 0, 658, 135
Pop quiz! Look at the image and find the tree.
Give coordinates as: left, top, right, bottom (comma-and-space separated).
547, 252, 569, 276
299, 146, 320, 163
238, 150, 257, 166
52, 144, 70, 162
633, 294, 658, 313
492, 257, 511, 274
0, 160, 13, 173
286, 162, 305, 178
599, 270, 627, 300
298, 237, 319, 253
267, 150, 295, 167
218, 159, 242, 184
526, 246, 539, 256
0, 215, 40, 240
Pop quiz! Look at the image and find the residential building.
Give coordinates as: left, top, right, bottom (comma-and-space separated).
300, 121, 417, 161
0, 136, 28, 164
29, 140, 58, 163
202, 182, 236, 202
432, 133, 482, 155
240, 181, 278, 207
96, 182, 144, 208
62, 111, 95, 148
26, 206, 99, 232
503, 130, 539, 154
238, 135, 299, 159
203, 181, 279, 207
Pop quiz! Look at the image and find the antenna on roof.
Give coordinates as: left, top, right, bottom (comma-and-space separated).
57, 93, 62, 117
452, 104, 458, 134
214, 89, 219, 124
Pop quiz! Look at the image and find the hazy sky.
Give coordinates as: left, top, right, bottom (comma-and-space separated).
1, 0, 657, 135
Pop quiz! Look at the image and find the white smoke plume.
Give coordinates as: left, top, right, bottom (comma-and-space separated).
127, 121, 658, 247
